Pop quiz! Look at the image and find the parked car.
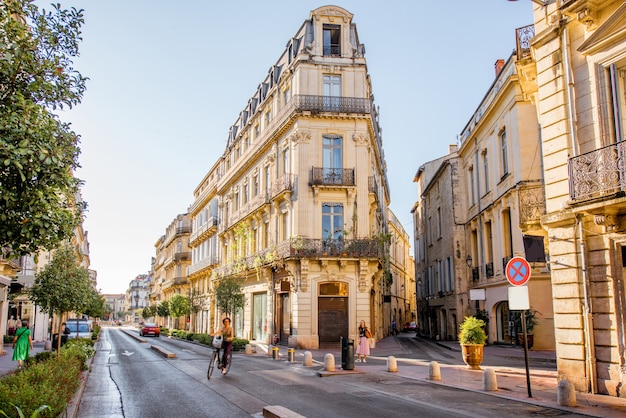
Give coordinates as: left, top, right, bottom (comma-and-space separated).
403, 321, 417, 332
66, 318, 92, 339
139, 323, 160, 337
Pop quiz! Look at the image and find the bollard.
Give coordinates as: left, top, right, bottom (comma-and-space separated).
483, 368, 497, 391
557, 379, 576, 407
245, 344, 253, 355
324, 353, 335, 372
272, 346, 280, 360
303, 351, 313, 367
387, 356, 398, 372
288, 348, 295, 363
428, 361, 441, 381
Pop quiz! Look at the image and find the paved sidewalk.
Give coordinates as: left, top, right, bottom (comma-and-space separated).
252, 336, 626, 418
0, 342, 47, 376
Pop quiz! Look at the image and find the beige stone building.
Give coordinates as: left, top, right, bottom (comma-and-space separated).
187, 5, 410, 349
151, 213, 192, 328
414, 54, 555, 350
514, 0, 626, 395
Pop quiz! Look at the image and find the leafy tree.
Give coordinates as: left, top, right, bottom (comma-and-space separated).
83, 288, 104, 318
28, 243, 92, 351
169, 294, 190, 319
116, 310, 126, 320
0, 0, 88, 257
156, 300, 169, 318
103, 304, 113, 320
142, 305, 156, 319
214, 278, 244, 319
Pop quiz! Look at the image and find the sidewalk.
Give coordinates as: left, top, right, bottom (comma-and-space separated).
252, 336, 626, 418
0, 342, 47, 376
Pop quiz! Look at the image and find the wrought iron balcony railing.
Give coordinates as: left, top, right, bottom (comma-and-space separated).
176, 225, 191, 234
502, 255, 512, 270
518, 184, 546, 225
293, 95, 370, 114
569, 141, 626, 201
472, 267, 479, 281
515, 24, 534, 60
174, 251, 191, 262
189, 216, 218, 245
486, 262, 494, 278
311, 167, 355, 186
188, 256, 219, 275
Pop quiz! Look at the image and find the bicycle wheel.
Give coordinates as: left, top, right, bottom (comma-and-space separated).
223, 350, 233, 375
207, 350, 219, 380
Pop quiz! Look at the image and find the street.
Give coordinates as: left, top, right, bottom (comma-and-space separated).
74, 328, 586, 417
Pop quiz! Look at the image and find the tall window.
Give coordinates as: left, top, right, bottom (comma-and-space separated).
323, 75, 341, 110
482, 151, 489, 192
469, 167, 475, 205
281, 211, 288, 241
243, 183, 249, 204
502, 208, 513, 260
265, 165, 271, 193
500, 129, 508, 176
437, 207, 442, 239
281, 148, 289, 176
323, 135, 342, 184
263, 221, 269, 248
253, 174, 259, 197
322, 203, 343, 240
323, 24, 341, 56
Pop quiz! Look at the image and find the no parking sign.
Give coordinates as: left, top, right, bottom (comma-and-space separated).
505, 257, 531, 286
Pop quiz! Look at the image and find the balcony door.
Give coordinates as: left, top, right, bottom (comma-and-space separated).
322, 135, 342, 184
323, 75, 341, 111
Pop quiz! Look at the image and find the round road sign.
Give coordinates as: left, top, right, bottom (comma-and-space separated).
505, 257, 531, 286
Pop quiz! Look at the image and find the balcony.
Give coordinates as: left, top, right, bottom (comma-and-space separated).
176, 225, 191, 235
515, 24, 534, 60
485, 262, 494, 278
174, 251, 191, 262
188, 256, 219, 276
518, 183, 546, 228
311, 167, 355, 187
162, 276, 188, 289
502, 256, 512, 270
293, 95, 371, 114
472, 267, 479, 281
270, 174, 294, 199
189, 216, 218, 246
569, 141, 626, 202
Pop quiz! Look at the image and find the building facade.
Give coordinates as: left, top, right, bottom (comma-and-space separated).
517, 0, 626, 395
187, 6, 410, 349
125, 274, 150, 323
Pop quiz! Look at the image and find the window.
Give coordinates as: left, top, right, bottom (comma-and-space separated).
243, 183, 249, 204
500, 129, 508, 176
281, 148, 289, 175
322, 135, 342, 183
322, 203, 343, 240
265, 166, 271, 193
447, 257, 454, 291
323, 24, 341, 56
284, 88, 291, 106
253, 174, 259, 197
234, 190, 239, 210
469, 166, 475, 205
483, 151, 489, 192
323, 75, 341, 110
255, 124, 260, 139
437, 207, 442, 239
281, 211, 288, 241
266, 111, 272, 126
263, 222, 269, 248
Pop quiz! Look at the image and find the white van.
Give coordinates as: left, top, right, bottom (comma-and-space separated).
65, 318, 92, 339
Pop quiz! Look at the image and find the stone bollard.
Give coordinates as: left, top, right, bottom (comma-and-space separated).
387, 356, 398, 372
245, 344, 253, 355
272, 346, 280, 360
324, 353, 335, 372
428, 361, 441, 381
288, 348, 295, 363
303, 351, 313, 367
44, 340, 52, 351
557, 379, 576, 407
483, 368, 497, 391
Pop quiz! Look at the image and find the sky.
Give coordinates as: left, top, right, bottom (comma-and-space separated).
41, 0, 534, 293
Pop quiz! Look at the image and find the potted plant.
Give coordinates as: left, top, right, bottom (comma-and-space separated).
458, 316, 487, 370
516, 310, 538, 349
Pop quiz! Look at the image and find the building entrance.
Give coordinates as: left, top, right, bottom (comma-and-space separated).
318, 282, 348, 346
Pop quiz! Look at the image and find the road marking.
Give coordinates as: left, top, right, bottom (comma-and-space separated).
121, 350, 134, 356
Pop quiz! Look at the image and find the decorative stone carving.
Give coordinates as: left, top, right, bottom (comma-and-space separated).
358, 259, 368, 292
289, 130, 312, 144
594, 214, 616, 232
352, 132, 368, 145
300, 259, 309, 292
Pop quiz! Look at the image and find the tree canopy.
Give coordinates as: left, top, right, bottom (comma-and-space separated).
214, 278, 244, 319
0, 0, 88, 257
169, 294, 190, 319
29, 244, 93, 316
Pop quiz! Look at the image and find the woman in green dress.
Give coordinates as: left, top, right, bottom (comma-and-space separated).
12, 320, 33, 370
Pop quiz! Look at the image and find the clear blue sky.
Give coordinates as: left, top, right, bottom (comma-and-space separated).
46, 1, 533, 293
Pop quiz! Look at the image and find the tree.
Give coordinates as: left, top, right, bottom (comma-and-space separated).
28, 243, 92, 351
156, 300, 169, 319
0, 0, 88, 257
142, 305, 156, 320
214, 278, 244, 320
169, 294, 190, 329
83, 288, 105, 319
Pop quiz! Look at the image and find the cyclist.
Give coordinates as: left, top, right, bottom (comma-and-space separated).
211, 317, 234, 375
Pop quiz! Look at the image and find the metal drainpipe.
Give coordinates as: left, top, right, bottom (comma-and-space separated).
577, 216, 597, 393
562, 23, 579, 157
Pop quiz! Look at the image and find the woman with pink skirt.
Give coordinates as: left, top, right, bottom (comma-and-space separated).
356, 320, 371, 362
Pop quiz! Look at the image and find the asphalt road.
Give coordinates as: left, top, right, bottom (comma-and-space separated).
76, 328, 581, 418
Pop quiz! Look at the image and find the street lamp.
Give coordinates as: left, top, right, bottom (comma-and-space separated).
466, 255, 473, 268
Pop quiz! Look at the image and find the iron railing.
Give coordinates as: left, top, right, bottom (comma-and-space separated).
502, 255, 512, 270
518, 185, 546, 224
515, 24, 534, 60
486, 262, 494, 278
569, 141, 626, 201
293, 95, 370, 114
472, 267, 480, 281
311, 167, 355, 186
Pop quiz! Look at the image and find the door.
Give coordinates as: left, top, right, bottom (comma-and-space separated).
278, 293, 290, 343
318, 297, 348, 344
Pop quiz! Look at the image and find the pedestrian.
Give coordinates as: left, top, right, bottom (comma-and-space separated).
12, 320, 33, 370
391, 319, 398, 336
7, 315, 16, 336
356, 320, 371, 363
211, 317, 234, 374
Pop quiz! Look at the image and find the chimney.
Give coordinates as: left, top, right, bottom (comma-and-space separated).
495, 59, 505, 78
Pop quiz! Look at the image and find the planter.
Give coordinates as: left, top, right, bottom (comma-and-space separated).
517, 333, 534, 350
461, 344, 484, 370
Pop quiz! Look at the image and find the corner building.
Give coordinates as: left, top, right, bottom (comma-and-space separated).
188, 5, 407, 349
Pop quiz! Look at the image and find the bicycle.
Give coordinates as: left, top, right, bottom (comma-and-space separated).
207, 345, 232, 379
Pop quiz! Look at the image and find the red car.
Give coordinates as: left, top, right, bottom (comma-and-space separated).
139, 323, 160, 337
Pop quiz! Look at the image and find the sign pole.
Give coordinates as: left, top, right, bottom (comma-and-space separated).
521, 310, 532, 398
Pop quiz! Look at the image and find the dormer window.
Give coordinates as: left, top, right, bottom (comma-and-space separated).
323, 24, 340, 56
